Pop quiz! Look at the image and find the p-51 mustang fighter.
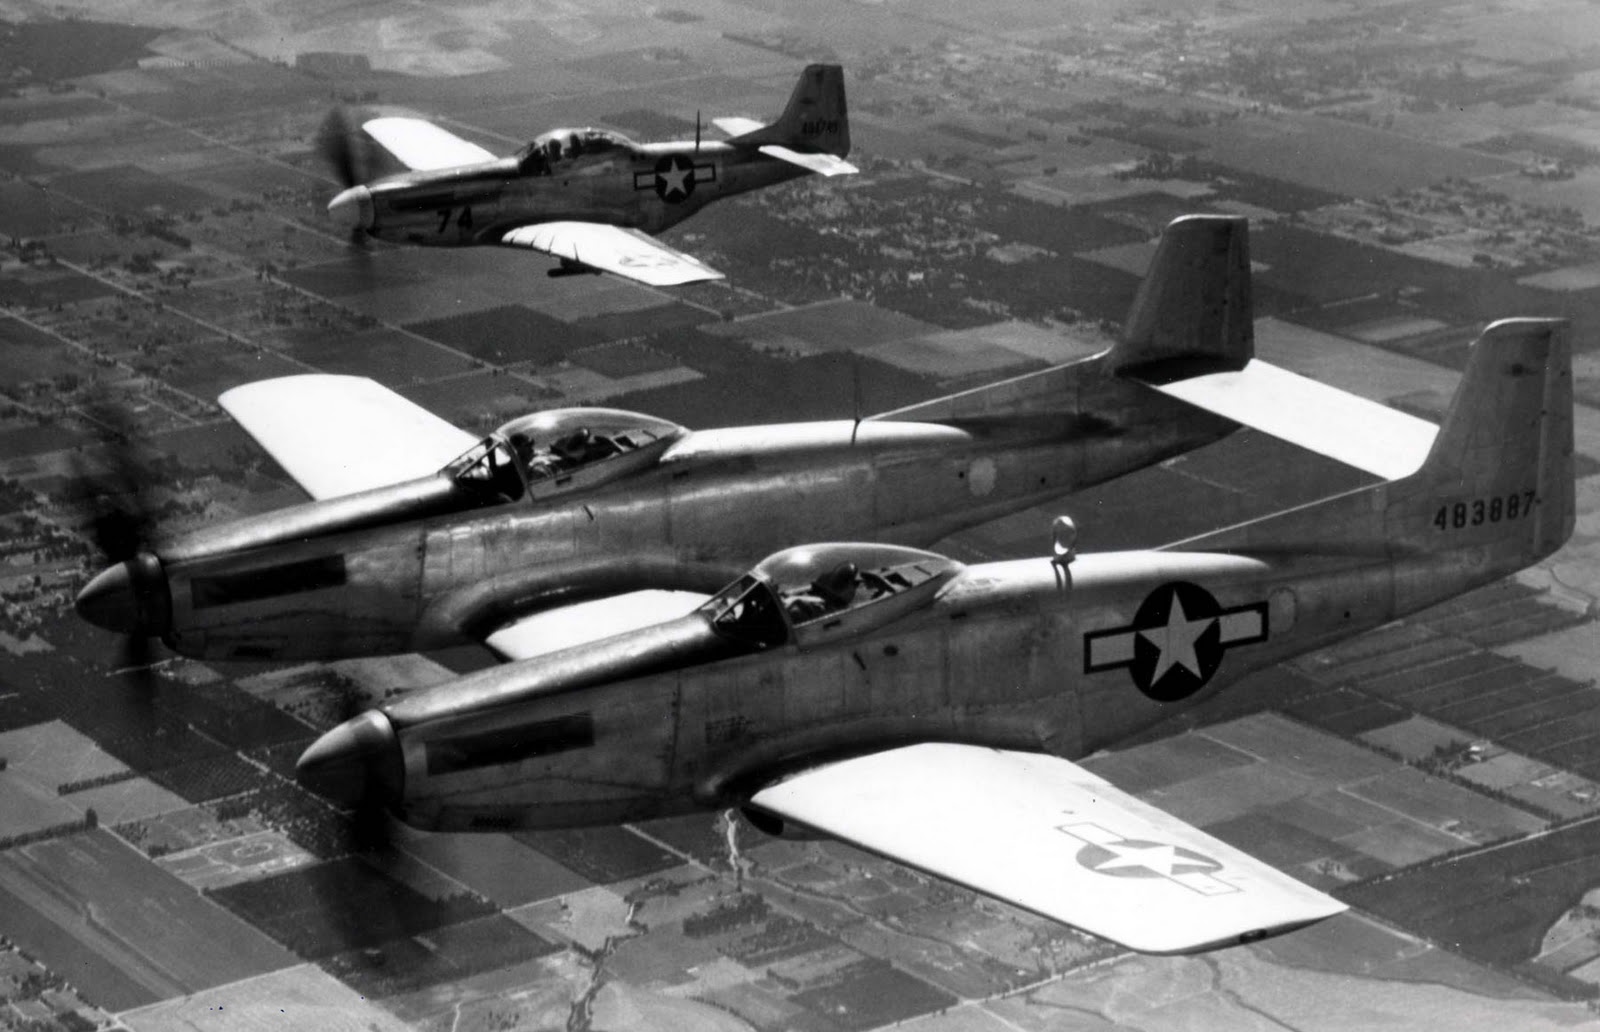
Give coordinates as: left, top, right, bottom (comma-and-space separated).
320, 64, 856, 286
297, 317, 1575, 954
76, 216, 1436, 667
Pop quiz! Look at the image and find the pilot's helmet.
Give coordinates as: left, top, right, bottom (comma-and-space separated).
814, 561, 859, 607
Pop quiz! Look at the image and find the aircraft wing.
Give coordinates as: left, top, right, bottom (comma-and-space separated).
484, 589, 711, 661
757, 145, 858, 176
500, 221, 723, 286
749, 743, 1345, 954
713, 116, 766, 137
360, 116, 497, 171
219, 375, 477, 500
1141, 359, 1437, 481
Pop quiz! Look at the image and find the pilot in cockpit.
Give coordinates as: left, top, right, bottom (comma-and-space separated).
785, 561, 860, 623
552, 428, 620, 464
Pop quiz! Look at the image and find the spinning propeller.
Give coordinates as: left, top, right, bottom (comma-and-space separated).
316, 108, 377, 245
71, 399, 170, 701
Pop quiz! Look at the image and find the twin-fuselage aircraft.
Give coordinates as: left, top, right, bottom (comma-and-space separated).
76, 216, 1433, 667
322, 64, 856, 286
296, 318, 1576, 954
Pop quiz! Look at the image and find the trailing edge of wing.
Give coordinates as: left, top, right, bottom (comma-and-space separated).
219, 375, 476, 500
485, 589, 711, 661
361, 116, 497, 171
758, 145, 858, 176
501, 221, 723, 286
750, 743, 1345, 954
1143, 359, 1438, 481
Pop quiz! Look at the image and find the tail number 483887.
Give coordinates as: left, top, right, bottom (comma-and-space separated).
1433, 491, 1535, 531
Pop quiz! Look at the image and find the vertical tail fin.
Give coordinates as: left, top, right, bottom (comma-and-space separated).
1180, 318, 1575, 562
1393, 317, 1574, 558
1109, 214, 1253, 380
731, 64, 850, 157
872, 214, 1252, 422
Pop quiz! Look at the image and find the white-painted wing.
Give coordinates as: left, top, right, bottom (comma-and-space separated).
1145, 359, 1438, 480
750, 743, 1345, 954
757, 144, 858, 176
360, 116, 497, 171
713, 116, 766, 137
484, 589, 710, 661
219, 375, 476, 500
500, 221, 723, 286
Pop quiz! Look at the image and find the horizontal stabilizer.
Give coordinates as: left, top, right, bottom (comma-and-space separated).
758, 145, 858, 176
485, 589, 710, 661
713, 116, 765, 137
361, 116, 497, 171
1146, 359, 1437, 480
751, 744, 1345, 954
220, 376, 477, 500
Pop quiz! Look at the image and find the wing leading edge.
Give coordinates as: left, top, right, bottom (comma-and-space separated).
484, 589, 711, 661
750, 743, 1345, 954
501, 222, 723, 286
1140, 359, 1438, 481
219, 375, 476, 500
360, 116, 497, 171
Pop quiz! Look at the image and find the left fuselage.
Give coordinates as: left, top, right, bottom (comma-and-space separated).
359, 141, 801, 247
152, 378, 1230, 661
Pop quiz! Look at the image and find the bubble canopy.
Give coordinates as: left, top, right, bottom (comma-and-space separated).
444, 407, 687, 500
515, 127, 635, 173
701, 544, 964, 649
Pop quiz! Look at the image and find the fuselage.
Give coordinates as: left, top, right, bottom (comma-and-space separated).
366, 533, 1518, 833
354, 138, 803, 247
154, 384, 1232, 661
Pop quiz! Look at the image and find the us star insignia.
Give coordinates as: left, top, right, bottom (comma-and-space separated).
1058, 821, 1238, 896
1083, 581, 1268, 701
634, 154, 717, 202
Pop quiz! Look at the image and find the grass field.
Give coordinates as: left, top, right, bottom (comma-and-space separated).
400, 832, 591, 908
516, 825, 681, 884
120, 963, 415, 1032
210, 855, 496, 960
1343, 820, 1600, 982
0, 830, 294, 1009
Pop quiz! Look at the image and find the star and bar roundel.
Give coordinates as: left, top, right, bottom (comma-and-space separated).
1083, 581, 1268, 702
633, 154, 717, 203
1057, 821, 1238, 896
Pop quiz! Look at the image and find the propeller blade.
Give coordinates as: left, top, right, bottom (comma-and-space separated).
317, 107, 363, 190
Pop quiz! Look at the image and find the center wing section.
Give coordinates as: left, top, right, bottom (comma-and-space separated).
484, 589, 711, 661
501, 222, 723, 286
361, 116, 497, 171
220, 375, 476, 500
1137, 359, 1438, 481
750, 743, 1344, 954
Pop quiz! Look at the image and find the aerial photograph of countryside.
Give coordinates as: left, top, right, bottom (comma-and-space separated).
2, 0, 1600, 1029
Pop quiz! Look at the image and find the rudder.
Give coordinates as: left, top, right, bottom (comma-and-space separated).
1110, 215, 1253, 381
1391, 317, 1574, 559
1177, 318, 1574, 563
871, 214, 1254, 423
733, 64, 850, 157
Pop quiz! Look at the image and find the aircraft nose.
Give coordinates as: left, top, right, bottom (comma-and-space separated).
327, 184, 373, 230
75, 554, 170, 636
297, 710, 404, 809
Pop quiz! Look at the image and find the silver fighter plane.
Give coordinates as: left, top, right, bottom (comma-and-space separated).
296, 317, 1575, 954
76, 216, 1435, 665
321, 64, 856, 286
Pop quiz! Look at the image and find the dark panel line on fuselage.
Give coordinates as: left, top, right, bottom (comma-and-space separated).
191, 555, 348, 610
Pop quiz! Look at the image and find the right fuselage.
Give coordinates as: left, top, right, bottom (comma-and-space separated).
372, 536, 1516, 833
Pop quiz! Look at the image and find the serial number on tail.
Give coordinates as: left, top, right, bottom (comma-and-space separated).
1433, 491, 1536, 531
